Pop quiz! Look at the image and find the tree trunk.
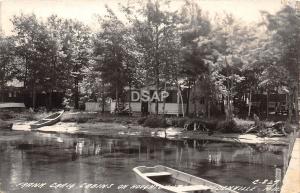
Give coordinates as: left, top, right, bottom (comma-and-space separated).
225, 96, 230, 121
178, 85, 185, 117
221, 95, 225, 114
129, 84, 132, 115
288, 93, 293, 123
248, 89, 252, 118
0, 84, 4, 102
49, 51, 56, 111
204, 97, 208, 118
185, 80, 191, 116
177, 90, 180, 117
115, 85, 119, 113
225, 56, 233, 121
207, 100, 211, 119
32, 87, 36, 110
101, 81, 105, 114
0, 89, 3, 102
162, 82, 166, 115
74, 78, 79, 109
266, 90, 269, 120
194, 80, 198, 117
24, 58, 28, 88
101, 95, 105, 114
225, 95, 233, 121
49, 90, 53, 110
295, 86, 299, 123
1, 60, 6, 102
155, 24, 159, 115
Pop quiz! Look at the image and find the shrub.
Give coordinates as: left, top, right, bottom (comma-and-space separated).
76, 117, 89, 123
61, 114, 76, 122
36, 106, 47, 113
23, 112, 38, 121
177, 117, 190, 127
183, 118, 198, 130
0, 112, 15, 120
137, 116, 147, 125
61, 112, 96, 123
79, 103, 85, 111
88, 116, 115, 123
216, 119, 239, 133
167, 117, 190, 128
186, 119, 218, 132
284, 123, 296, 134
201, 120, 218, 131
0, 119, 12, 129
234, 118, 254, 132
143, 115, 168, 128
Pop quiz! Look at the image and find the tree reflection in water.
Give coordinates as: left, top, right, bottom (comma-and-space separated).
0, 131, 288, 193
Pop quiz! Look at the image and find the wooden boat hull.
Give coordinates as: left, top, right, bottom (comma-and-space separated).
133, 165, 239, 193
30, 111, 64, 129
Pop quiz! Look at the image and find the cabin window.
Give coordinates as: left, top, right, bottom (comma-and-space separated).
13, 91, 17, 97
8, 92, 12, 98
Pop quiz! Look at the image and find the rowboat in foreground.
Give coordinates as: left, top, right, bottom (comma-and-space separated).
30, 111, 64, 129
133, 165, 238, 193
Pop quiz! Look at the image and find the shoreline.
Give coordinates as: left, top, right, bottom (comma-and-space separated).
10, 121, 291, 145
5, 118, 300, 193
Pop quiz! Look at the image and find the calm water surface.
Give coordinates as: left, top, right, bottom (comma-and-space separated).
0, 130, 288, 193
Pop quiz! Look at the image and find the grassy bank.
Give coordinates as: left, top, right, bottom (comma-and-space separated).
59, 112, 298, 136
7, 110, 296, 145
3, 110, 298, 137
61, 112, 138, 125
60, 112, 248, 133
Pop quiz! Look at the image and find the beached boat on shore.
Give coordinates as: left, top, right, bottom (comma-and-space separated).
133, 165, 238, 193
30, 111, 64, 129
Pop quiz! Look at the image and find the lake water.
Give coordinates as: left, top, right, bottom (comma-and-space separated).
0, 130, 288, 193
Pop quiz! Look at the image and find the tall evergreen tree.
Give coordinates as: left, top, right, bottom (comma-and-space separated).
262, 6, 300, 122
0, 36, 17, 102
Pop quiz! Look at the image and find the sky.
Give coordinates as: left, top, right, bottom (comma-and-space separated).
0, 0, 285, 35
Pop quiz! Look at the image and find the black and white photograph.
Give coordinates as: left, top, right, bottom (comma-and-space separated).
0, 0, 299, 193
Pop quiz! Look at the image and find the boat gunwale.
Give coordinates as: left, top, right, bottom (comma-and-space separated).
133, 166, 168, 191
133, 165, 239, 193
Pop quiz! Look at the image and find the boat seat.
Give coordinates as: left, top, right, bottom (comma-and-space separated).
144, 172, 172, 177
166, 185, 210, 193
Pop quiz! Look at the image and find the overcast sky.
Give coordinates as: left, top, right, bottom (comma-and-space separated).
0, 0, 285, 35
